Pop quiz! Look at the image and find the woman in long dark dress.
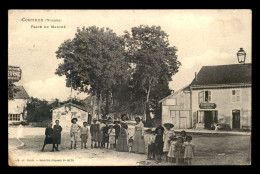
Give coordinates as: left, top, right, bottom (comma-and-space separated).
113, 120, 121, 147
41, 123, 54, 152
52, 120, 62, 151
154, 128, 164, 163
116, 115, 129, 152
102, 120, 110, 148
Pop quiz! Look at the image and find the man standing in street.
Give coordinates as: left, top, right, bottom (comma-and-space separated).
80, 121, 89, 149
70, 118, 80, 149
90, 118, 99, 148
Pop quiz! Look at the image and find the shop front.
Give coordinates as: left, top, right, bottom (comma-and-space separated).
195, 103, 218, 129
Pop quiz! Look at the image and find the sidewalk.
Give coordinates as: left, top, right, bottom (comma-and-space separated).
171, 129, 250, 136
138, 125, 251, 136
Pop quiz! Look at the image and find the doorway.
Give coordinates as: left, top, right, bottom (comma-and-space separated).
232, 110, 240, 129
204, 111, 213, 129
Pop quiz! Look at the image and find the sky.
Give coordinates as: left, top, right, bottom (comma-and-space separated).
8, 10, 252, 101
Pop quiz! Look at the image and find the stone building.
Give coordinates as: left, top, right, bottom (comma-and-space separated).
51, 102, 89, 132
8, 86, 30, 124
160, 63, 251, 130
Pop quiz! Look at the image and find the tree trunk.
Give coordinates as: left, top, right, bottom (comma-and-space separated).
105, 91, 109, 116
91, 95, 95, 121
98, 94, 101, 120
144, 83, 152, 127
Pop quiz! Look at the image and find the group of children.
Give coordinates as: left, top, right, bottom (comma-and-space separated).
41, 120, 63, 152
89, 118, 120, 149
146, 123, 195, 165
42, 118, 195, 165
69, 117, 119, 150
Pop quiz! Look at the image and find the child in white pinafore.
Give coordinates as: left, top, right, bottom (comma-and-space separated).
183, 136, 195, 165
167, 136, 177, 163
108, 124, 116, 149
163, 123, 175, 162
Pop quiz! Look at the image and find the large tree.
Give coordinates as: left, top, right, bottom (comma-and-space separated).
124, 25, 181, 126
55, 26, 129, 118
26, 97, 52, 122
8, 81, 20, 100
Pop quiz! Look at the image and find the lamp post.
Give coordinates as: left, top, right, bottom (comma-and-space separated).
237, 48, 246, 64
237, 47, 251, 163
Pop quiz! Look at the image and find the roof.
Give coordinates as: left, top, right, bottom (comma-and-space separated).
159, 63, 252, 103
190, 63, 251, 86
159, 84, 191, 103
51, 102, 88, 112
13, 86, 30, 99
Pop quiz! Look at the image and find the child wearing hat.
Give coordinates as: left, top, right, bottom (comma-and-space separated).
80, 121, 89, 149
70, 118, 81, 149
90, 118, 99, 148
108, 124, 116, 149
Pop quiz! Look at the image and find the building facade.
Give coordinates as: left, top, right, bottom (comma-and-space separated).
160, 86, 191, 129
52, 103, 89, 132
8, 86, 30, 124
160, 63, 251, 130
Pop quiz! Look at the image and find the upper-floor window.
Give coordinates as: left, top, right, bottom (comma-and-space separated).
205, 91, 211, 102
198, 90, 211, 104
231, 89, 241, 102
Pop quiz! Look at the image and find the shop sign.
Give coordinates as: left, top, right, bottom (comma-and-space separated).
199, 103, 217, 109
8, 66, 22, 82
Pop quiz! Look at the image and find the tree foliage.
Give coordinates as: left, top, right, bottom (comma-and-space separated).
55, 26, 129, 116
8, 81, 20, 100
55, 25, 181, 124
26, 97, 52, 122
124, 25, 181, 126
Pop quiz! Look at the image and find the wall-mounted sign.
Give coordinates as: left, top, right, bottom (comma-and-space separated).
8, 66, 22, 82
232, 110, 240, 113
199, 103, 217, 109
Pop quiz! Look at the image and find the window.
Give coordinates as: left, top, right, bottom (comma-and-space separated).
205, 91, 211, 102
8, 114, 20, 121
231, 89, 241, 102
13, 114, 20, 121
198, 91, 212, 104
198, 91, 204, 104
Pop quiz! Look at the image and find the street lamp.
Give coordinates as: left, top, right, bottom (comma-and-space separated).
237, 48, 246, 64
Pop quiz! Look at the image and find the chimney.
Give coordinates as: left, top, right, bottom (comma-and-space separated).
195, 72, 198, 81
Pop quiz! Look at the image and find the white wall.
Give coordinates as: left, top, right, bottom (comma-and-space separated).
191, 87, 251, 129
161, 90, 191, 129
52, 105, 89, 132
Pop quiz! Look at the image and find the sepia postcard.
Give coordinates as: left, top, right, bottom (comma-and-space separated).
8, 9, 252, 166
